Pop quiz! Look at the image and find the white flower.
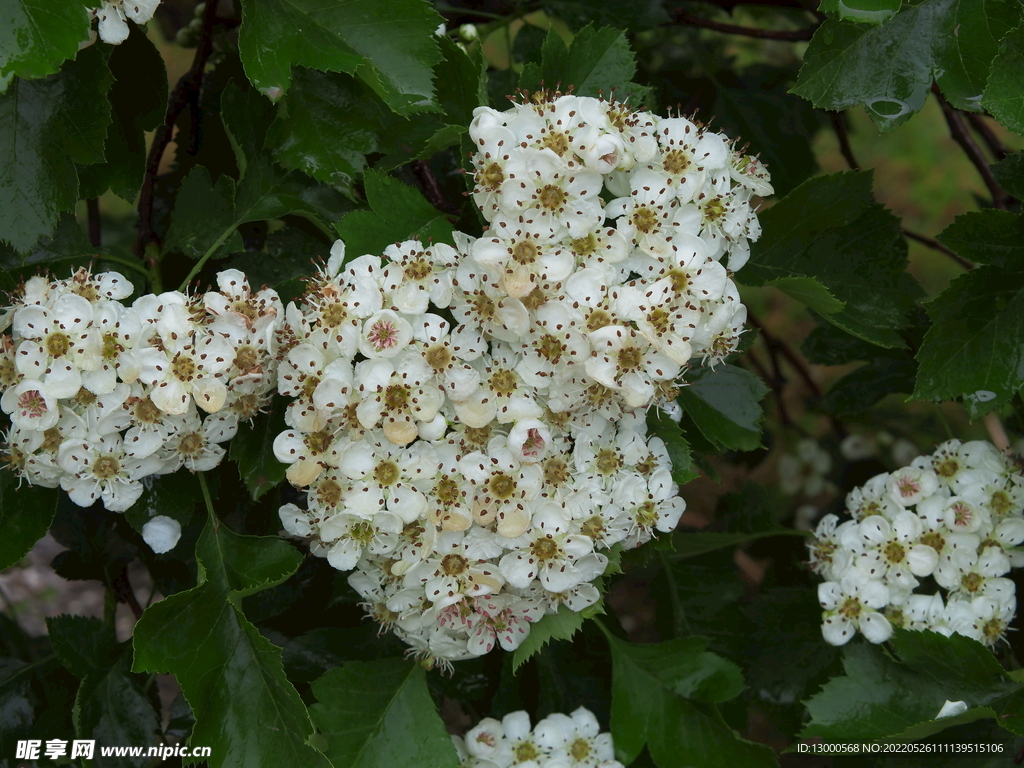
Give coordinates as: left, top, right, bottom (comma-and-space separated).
142, 515, 182, 554
818, 574, 892, 646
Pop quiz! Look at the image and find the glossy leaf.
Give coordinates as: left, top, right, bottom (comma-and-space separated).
818, 357, 917, 415
517, 24, 645, 99
334, 169, 454, 256
512, 605, 585, 673
982, 22, 1024, 134
936, 208, 1024, 267
0, 1, 92, 89
164, 166, 243, 261
606, 632, 775, 767
676, 364, 769, 452
744, 171, 920, 347
133, 515, 326, 768
0, 46, 112, 252
47, 616, 120, 679
309, 658, 459, 768
229, 397, 288, 501
237, 0, 442, 113
0, 468, 59, 571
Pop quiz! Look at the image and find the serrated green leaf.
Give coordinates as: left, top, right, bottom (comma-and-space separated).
237, 0, 442, 114
934, 0, 1021, 110
744, 170, 921, 347
937, 209, 1024, 267
913, 243, 1024, 416
762, 276, 844, 316
820, 0, 902, 24
982, 22, 1024, 134
802, 322, 892, 365
334, 169, 453, 256
0, 1, 92, 88
512, 605, 585, 673
229, 397, 288, 501
676, 364, 769, 452
0, 468, 59, 571
0, 213, 95, 277
0, 46, 113, 252
645, 413, 699, 487
992, 152, 1024, 199
435, 36, 487, 127
47, 616, 120, 679
308, 659, 459, 768
132, 513, 324, 768
164, 166, 242, 261
605, 632, 775, 767
819, 357, 917, 415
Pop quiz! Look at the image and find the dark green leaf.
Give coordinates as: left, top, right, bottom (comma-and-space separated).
164, 166, 242, 260
744, 170, 921, 347
889, 628, 1010, 701
334, 169, 454, 256
992, 152, 1024, 199
606, 632, 776, 767
237, 0, 443, 114
541, 0, 669, 30
913, 256, 1024, 417
0, 468, 59, 571
934, 0, 1021, 110
820, 0, 902, 24
308, 659, 459, 768
124, 473, 198, 536
761, 276, 844, 316
937, 209, 1024, 267
518, 24, 646, 100
818, 357, 917, 415
801, 322, 892, 365
982, 22, 1024, 134
0, 47, 113, 252
133, 514, 325, 768
668, 530, 808, 561
0, 213, 95, 277
512, 605, 585, 673
229, 397, 288, 501
646, 413, 699, 487
676, 364, 768, 452
0, 658, 35, 752
435, 36, 487, 128
47, 616, 120, 679
0, 1, 92, 88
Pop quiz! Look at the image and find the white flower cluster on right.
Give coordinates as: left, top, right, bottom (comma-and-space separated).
808, 439, 1024, 648
454, 707, 622, 768
273, 91, 773, 667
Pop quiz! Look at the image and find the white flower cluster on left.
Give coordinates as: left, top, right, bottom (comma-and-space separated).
808, 439, 1024, 648
455, 707, 622, 768
0, 268, 282, 512
90, 0, 162, 45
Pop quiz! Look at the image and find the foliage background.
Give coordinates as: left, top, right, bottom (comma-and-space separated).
3, 0, 1024, 766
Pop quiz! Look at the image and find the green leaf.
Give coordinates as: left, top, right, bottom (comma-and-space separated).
0, 213, 95, 277
802, 631, 1018, 743
435, 36, 487, 127
0, 1, 92, 88
668, 530, 808, 561
517, 24, 646, 100
124, 473, 198, 537
606, 632, 776, 767
47, 616, 120, 679
512, 605, 585, 673
802, 322, 891, 365
237, 0, 443, 114
0, 46, 113, 252
818, 357, 917, 415
334, 169, 453, 256
937, 209, 1024, 267
645, 413, 699, 487
982, 22, 1024, 134
991, 152, 1024, 199
229, 397, 288, 501
0, 468, 59, 571
133, 514, 326, 768
762, 276, 844, 316
793, 1, 1012, 129
744, 170, 921, 347
820, 0, 902, 24
79, 27, 168, 202
164, 166, 243, 261
676, 364, 769, 452
913, 250, 1024, 417
308, 659, 459, 768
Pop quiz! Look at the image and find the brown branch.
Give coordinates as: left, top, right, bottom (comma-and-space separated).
411, 160, 456, 215
86, 198, 101, 248
747, 310, 822, 398
111, 566, 143, 620
674, 10, 818, 41
932, 84, 1012, 210
966, 113, 1009, 162
828, 111, 861, 171
901, 229, 972, 270
136, 0, 221, 256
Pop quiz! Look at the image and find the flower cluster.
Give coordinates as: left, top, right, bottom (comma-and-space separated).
274, 92, 771, 665
454, 707, 622, 768
808, 439, 1024, 647
0, 268, 281, 517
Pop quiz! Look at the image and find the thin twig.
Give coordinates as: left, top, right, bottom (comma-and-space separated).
828, 111, 860, 171
86, 198, 101, 248
932, 85, 1011, 210
902, 229, 973, 270
111, 566, 143, 621
966, 113, 1009, 162
136, 0, 221, 256
747, 310, 822, 398
674, 10, 818, 41
411, 160, 456, 215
